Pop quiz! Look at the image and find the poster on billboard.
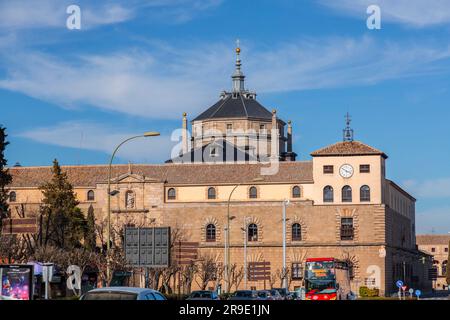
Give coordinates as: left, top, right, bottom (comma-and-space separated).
0, 265, 34, 300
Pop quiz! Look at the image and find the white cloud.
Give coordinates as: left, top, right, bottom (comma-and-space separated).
17, 121, 180, 163
319, 0, 450, 28
403, 178, 450, 199
1, 37, 450, 119
0, 46, 230, 119
0, 0, 134, 30
0, 0, 223, 30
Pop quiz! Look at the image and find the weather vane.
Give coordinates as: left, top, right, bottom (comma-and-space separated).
343, 112, 354, 142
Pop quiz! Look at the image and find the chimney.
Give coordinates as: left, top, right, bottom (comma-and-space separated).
271, 109, 280, 160
287, 120, 293, 153
182, 112, 189, 154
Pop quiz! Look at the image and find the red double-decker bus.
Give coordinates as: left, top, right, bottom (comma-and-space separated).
304, 258, 351, 301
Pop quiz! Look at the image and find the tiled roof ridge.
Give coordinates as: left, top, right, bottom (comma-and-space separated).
310, 140, 386, 157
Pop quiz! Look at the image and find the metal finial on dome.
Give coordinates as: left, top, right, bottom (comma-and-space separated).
232, 39, 245, 93
343, 112, 354, 142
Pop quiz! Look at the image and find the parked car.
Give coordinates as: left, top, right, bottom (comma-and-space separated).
269, 289, 283, 300
257, 290, 275, 300
272, 288, 289, 300
80, 287, 167, 300
228, 290, 259, 300
186, 290, 220, 300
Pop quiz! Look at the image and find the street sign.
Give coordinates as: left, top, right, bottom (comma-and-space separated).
124, 227, 170, 268
415, 290, 421, 298
401, 286, 407, 291
408, 288, 414, 295
248, 261, 271, 281
396, 280, 404, 288
175, 241, 199, 265
1, 218, 37, 235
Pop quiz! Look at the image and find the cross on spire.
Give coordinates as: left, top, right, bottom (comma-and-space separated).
343, 112, 354, 142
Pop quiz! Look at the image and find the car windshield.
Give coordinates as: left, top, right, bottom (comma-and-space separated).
82, 291, 138, 300
190, 292, 212, 298
257, 292, 269, 297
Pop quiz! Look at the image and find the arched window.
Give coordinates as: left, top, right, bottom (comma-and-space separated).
342, 186, 352, 202
249, 186, 258, 199
360, 185, 371, 202
443, 261, 448, 276
167, 188, 176, 200
248, 224, 258, 242
9, 191, 16, 202
208, 187, 216, 200
292, 186, 301, 198
125, 190, 135, 209
206, 224, 216, 242
323, 186, 334, 203
87, 190, 95, 201
292, 223, 302, 241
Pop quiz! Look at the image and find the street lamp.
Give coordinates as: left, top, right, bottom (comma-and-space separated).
241, 217, 250, 290
282, 199, 290, 290
106, 131, 160, 280
224, 177, 264, 293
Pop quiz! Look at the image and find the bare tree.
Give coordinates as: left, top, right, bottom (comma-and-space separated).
195, 254, 218, 290
228, 264, 244, 292
180, 262, 198, 294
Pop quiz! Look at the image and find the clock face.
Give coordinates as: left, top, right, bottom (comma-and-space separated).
339, 164, 354, 178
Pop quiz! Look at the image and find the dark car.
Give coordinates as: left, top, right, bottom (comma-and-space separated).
228, 290, 259, 300
186, 290, 220, 300
272, 288, 289, 300
257, 290, 275, 300
268, 289, 283, 300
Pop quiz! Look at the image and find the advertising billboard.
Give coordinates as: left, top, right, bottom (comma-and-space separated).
0, 265, 34, 300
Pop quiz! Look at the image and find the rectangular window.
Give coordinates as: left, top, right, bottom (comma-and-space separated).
259, 124, 266, 134
226, 124, 232, 133
291, 263, 303, 280
445, 247, 448, 253
340, 218, 354, 241
360, 164, 370, 173
431, 247, 436, 253
323, 165, 334, 174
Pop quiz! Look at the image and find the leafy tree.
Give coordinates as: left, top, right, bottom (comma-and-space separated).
0, 126, 12, 221
39, 159, 86, 249
85, 205, 97, 251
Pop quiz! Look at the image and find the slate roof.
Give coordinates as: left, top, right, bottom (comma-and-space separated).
193, 93, 274, 122
416, 235, 450, 246
310, 141, 387, 158
8, 161, 314, 188
167, 139, 258, 164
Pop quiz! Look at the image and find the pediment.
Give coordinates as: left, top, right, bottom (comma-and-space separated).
110, 172, 158, 184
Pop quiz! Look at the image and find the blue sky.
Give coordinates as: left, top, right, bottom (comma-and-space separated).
1, 0, 450, 233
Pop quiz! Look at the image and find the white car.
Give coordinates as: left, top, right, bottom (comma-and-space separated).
80, 287, 167, 300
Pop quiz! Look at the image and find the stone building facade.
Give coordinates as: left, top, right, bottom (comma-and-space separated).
5, 46, 432, 296
416, 235, 449, 290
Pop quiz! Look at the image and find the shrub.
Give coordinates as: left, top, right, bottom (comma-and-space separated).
359, 286, 380, 297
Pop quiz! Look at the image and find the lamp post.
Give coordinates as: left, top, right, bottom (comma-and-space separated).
241, 217, 250, 290
224, 177, 263, 293
282, 199, 290, 290
106, 131, 160, 280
